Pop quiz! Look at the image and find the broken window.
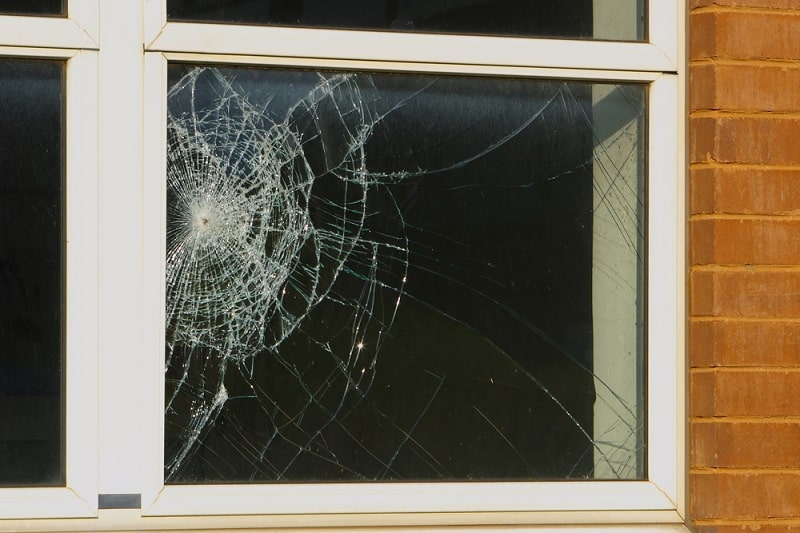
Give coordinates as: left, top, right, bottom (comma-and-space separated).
164, 65, 646, 483
0, 59, 64, 486
0, 0, 683, 527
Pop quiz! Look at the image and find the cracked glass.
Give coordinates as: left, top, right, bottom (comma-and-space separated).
0, 59, 64, 485
166, 0, 645, 41
164, 65, 646, 483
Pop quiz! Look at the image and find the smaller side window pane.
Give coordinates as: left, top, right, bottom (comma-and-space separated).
0, 59, 64, 486
167, 0, 645, 41
0, 0, 64, 16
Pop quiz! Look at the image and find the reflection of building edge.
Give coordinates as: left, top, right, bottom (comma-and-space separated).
592, 85, 647, 479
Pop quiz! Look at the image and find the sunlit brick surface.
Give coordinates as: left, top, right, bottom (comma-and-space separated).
689, 2, 800, 530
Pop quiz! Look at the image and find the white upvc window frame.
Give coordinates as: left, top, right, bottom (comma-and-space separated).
138, 1, 686, 530
0, 0, 99, 521
0, 0, 686, 530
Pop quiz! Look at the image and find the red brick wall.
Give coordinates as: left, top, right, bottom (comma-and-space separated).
689, 1, 800, 531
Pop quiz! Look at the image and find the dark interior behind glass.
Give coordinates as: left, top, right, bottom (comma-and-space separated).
168, 0, 605, 39
0, 59, 64, 486
0, 0, 64, 16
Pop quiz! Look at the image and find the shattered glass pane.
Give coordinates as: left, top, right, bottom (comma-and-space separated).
167, 0, 646, 41
0, 59, 64, 485
164, 65, 646, 483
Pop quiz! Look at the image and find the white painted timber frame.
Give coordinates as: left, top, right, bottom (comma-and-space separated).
0, 0, 686, 531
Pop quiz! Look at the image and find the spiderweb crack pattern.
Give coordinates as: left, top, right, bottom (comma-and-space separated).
165, 68, 416, 479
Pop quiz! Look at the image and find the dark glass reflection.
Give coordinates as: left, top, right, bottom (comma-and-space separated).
164, 65, 646, 483
167, 0, 645, 40
0, 60, 64, 485
0, 0, 64, 16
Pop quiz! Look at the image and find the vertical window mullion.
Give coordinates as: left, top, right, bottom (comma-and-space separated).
142, 50, 169, 510
64, 49, 99, 509
94, 0, 147, 499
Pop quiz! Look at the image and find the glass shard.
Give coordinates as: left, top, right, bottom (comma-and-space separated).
164, 65, 646, 483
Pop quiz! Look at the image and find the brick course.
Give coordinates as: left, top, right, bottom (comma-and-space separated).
692, 10, 800, 60
691, 218, 800, 265
691, 369, 800, 417
692, 0, 800, 7
692, 471, 800, 520
693, 526, 800, 533
692, 420, 800, 468
691, 63, 800, 113
691, 116, 800, 166
691, 167, 800, 215
691, 320, 800, 366
691, 269, 800, 318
